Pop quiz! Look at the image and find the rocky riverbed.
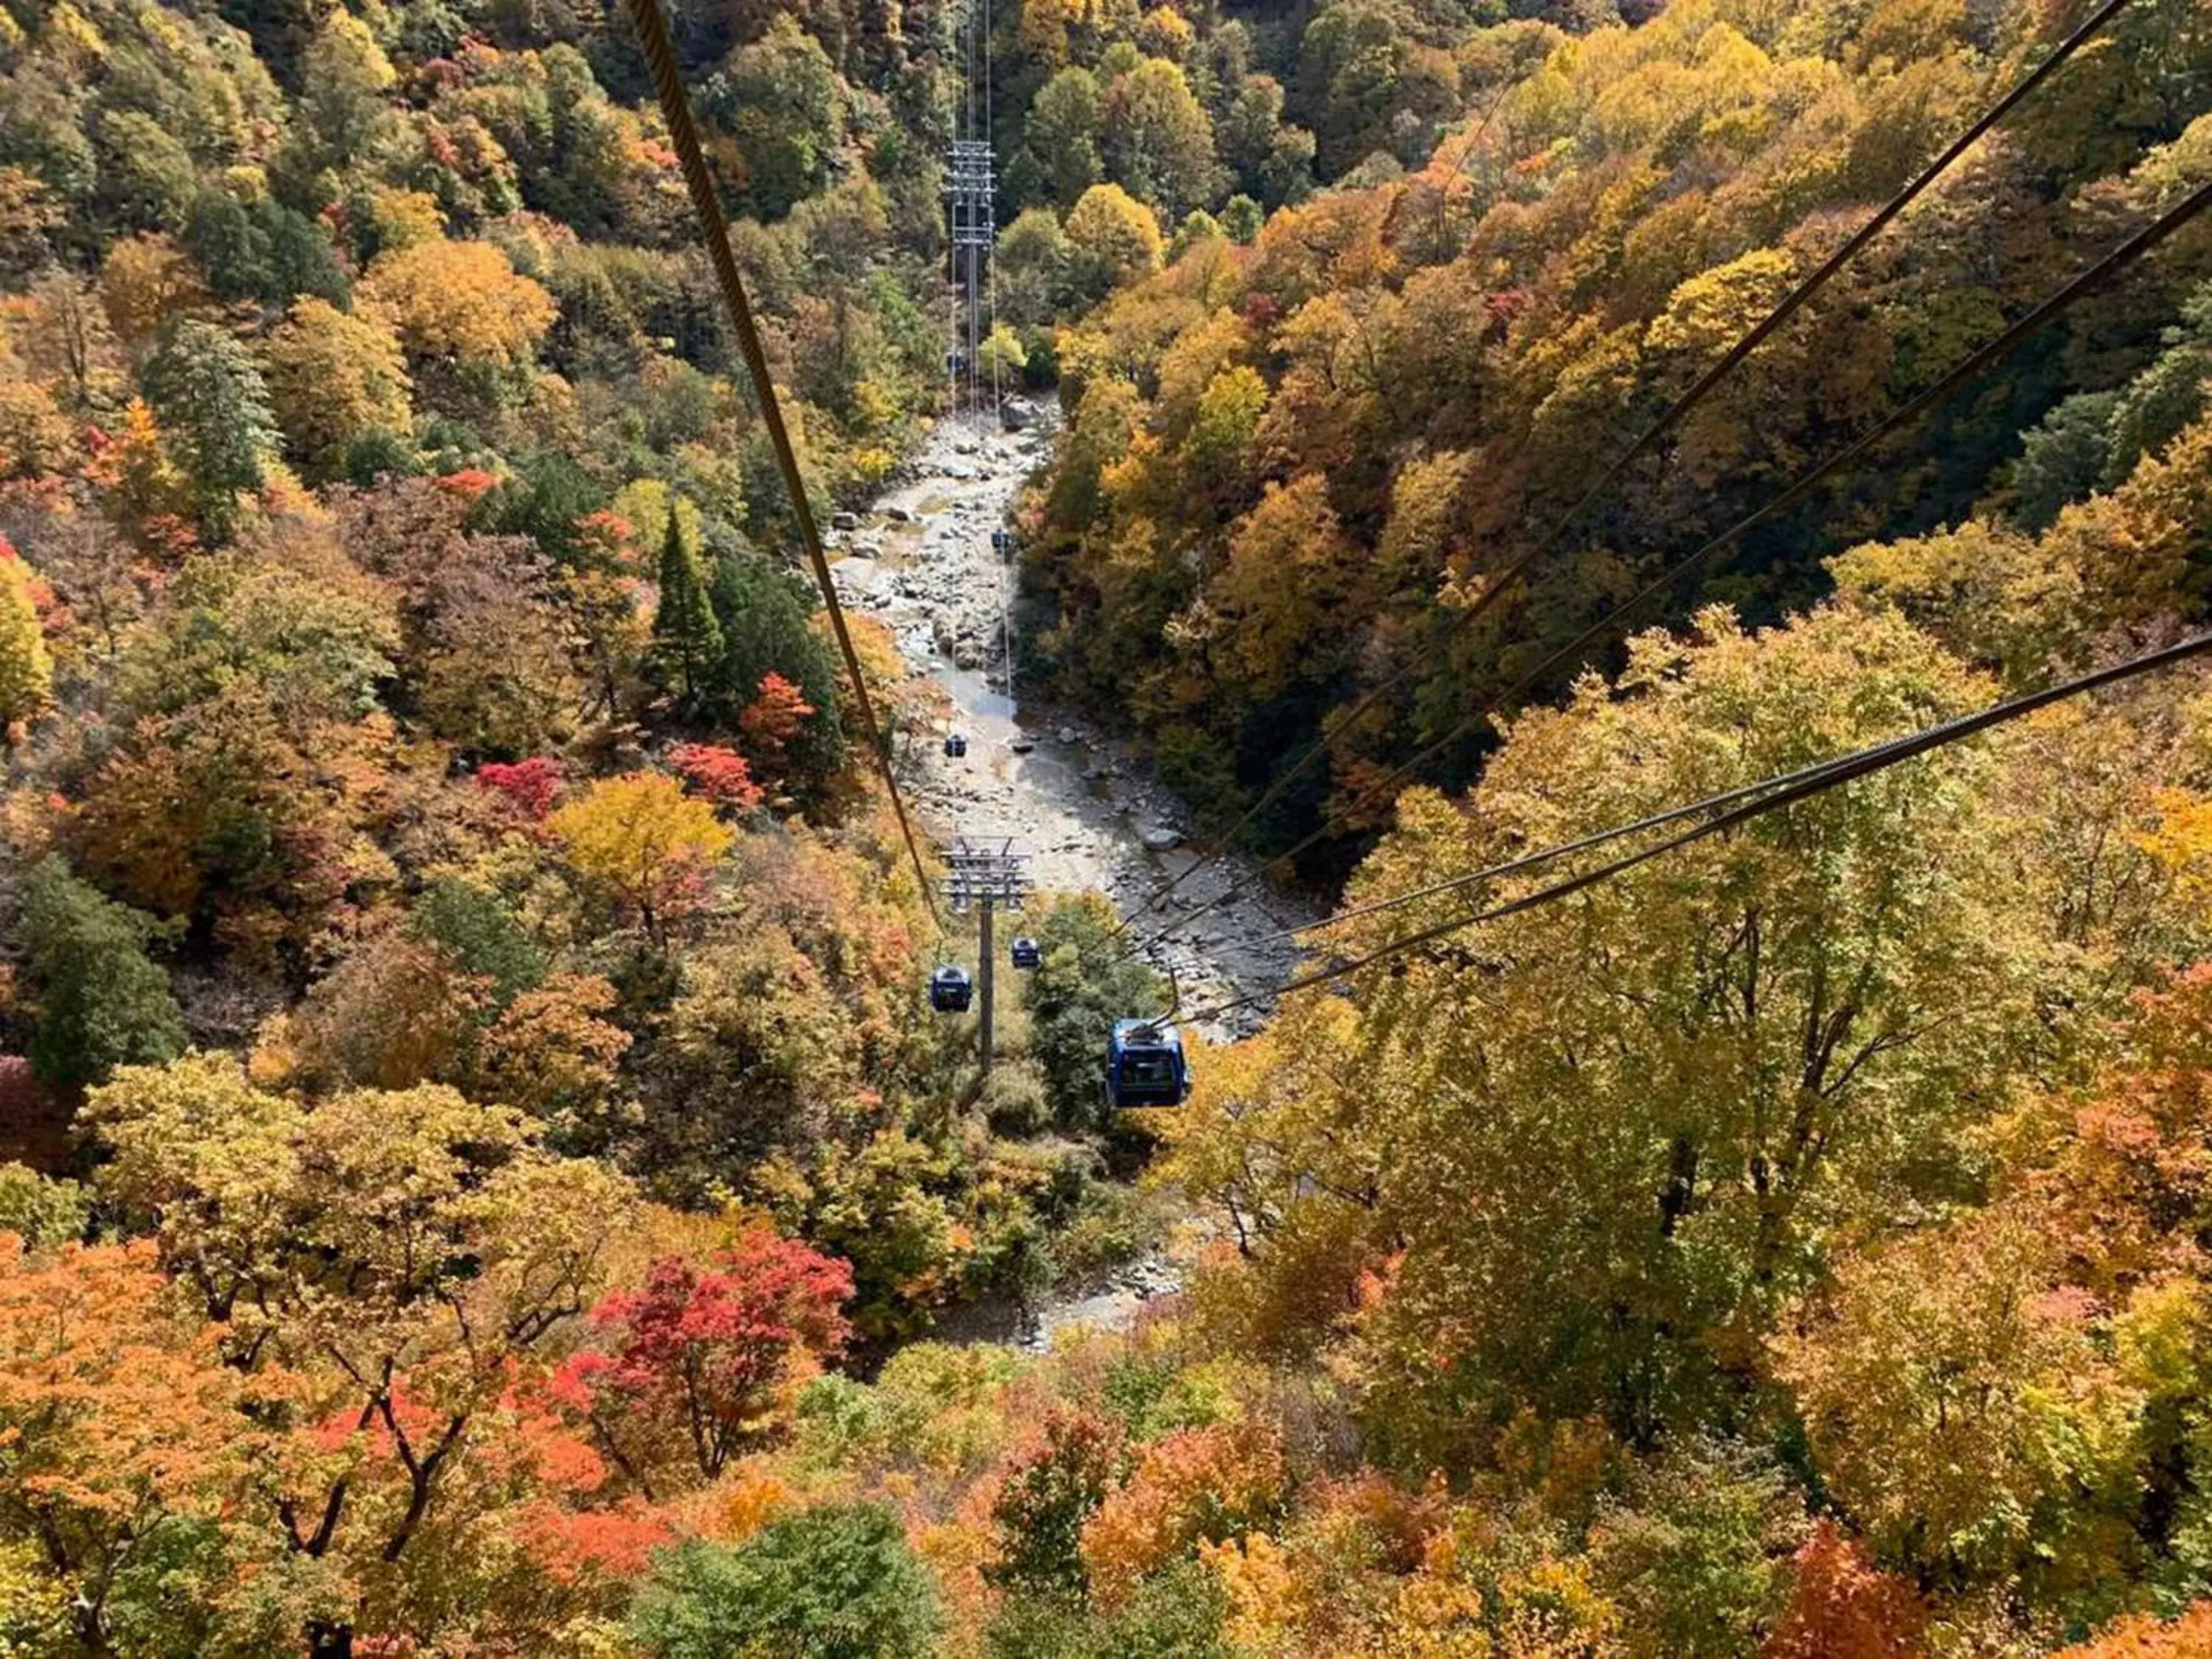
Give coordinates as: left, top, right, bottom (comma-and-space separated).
828, 403, 1312, 1346
827, 404, 1314, 1042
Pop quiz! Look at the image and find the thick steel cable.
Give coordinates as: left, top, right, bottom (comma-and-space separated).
622, 0, 941, 924
1110, 0, 2142, 938
1120, 148, 2212, 970
1153, 631, 2212, 1031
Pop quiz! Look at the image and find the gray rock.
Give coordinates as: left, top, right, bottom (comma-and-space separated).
1009, 736, 1036, 754
831, 510, 860, 531
886, 504, 916, 524
1001, 395, 1039, 431
1139, 824, 1183, 852
1057, 725, 1079, 745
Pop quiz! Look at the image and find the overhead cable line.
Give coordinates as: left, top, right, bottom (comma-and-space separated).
621, 0, 942, 924
1164, 630, 2212, 1030
1110, 0, 2143, 939
1118, 161, 2212, 967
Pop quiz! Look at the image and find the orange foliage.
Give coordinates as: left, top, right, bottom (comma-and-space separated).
0, 1239, 273, 1630
2056, 1603, 2212, 1656
1761, 1520, 1929, 1659
1079, 1420, 1285, 1604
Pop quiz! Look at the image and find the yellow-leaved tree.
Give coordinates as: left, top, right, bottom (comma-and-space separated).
549, 771, 734, 945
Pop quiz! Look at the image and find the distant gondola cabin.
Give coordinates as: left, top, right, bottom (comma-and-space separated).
944, 731, 968, 758
930, 964, 973, 1012
1010, 936, 1041, 970
1106, 1019, 1189, 1108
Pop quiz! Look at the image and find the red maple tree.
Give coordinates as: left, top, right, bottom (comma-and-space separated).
476, 757, 563, 820
667, 742, 765, 812
557, 1230, 853, 1489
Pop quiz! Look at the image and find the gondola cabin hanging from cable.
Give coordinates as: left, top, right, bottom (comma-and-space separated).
944, 731, 968, 758
992, 528, 1015, 561
1010, 936, 1041, 970
930, 964, 974, 1013
1106, 1018, 1188, 1108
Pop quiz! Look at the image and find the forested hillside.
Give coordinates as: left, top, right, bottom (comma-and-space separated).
5, 0, 2212, 1652
1028, 0, 2212, 869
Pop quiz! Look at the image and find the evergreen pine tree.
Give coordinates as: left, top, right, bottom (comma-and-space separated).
708, 548, 845, 787
652, 508, 723, 708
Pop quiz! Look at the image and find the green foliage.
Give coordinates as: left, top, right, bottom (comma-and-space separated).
2011, 279, 2212, 530
984, 1562, 1231, 1659
141, 319, 279, 540
628, 1506, 941, 1659
18, 858, 184, 1092
1585, 1438, 1808, 1657
0, 1166, 90, 1251
651, 509, 723, 707
1020, 894, 1168, 1130
987, 1408, 1121, 1594
705, 547, 845, 787
410, 878, 546, 1004
712, 17, 844, 222
183, 189, 347, 310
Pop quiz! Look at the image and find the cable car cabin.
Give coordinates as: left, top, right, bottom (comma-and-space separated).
991, 529, 1015, 561
1106, 1019, 1189, 1108
943, 731, 968, 758
929, 964, 973, 1013
1010, 936, 1042, 970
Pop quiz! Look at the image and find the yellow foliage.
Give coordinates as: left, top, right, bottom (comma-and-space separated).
714, 1458, 799, 1543
548, 771, 733, 936
363, 238, 556, 374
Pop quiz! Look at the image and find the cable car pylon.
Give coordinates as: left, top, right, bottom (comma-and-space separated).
943, 836, 1031, 1073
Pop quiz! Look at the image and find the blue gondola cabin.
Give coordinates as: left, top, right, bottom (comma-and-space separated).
1010, 936, 1041, 970
944, 731, 968, 758
1106, 1019, 1189, 1108
930, 964, 973, 1012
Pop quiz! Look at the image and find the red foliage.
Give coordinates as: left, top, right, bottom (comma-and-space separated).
1762, 1520, 1930, 1659
738, 672, 815, 763
560, 1229, 853, 1483
476, 757, 563, 820
667, 742, 765, 812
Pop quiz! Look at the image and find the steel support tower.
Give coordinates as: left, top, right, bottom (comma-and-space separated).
945, 138, 995, 408
944, 835, 1029, 1073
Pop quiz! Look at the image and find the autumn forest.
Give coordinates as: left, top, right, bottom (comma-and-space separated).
1, 0, 2212, 1652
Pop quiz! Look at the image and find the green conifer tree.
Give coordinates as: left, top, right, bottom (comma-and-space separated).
652, 509, 723, 708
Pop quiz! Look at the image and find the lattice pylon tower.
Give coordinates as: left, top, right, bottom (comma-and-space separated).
945, 137, 995, 412
944, 835, 1028, 1072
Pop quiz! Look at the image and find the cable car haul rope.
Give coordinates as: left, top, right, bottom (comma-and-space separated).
625, 0, 2205, 1107
1110, 0, 2155, 950
622, 0, 941, 925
